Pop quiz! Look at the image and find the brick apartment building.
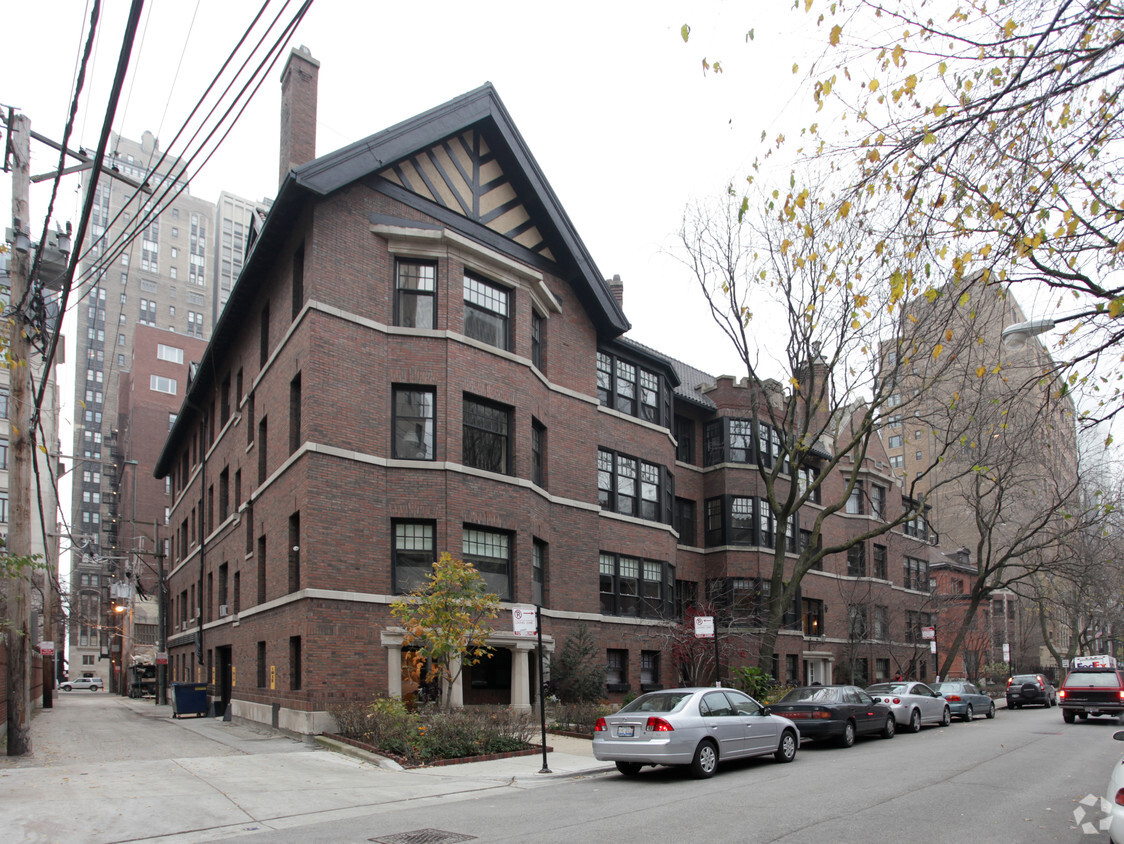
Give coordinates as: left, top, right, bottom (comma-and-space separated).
153, 48, 942, 734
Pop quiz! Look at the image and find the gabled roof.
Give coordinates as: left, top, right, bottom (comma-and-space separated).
295, 82, 628, 335
155, 84, 629, 476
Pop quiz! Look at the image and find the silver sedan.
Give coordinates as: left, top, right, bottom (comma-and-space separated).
866, 681, 951, 732
592, 687, 800, 778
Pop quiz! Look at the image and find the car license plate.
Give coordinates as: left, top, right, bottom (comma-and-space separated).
617, 725, 635, 737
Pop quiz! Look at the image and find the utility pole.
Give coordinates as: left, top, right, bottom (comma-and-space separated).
6, 111, 33, 756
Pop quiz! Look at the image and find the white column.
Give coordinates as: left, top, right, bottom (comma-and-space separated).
510, 644, 532, 711
386, 643, 402, 699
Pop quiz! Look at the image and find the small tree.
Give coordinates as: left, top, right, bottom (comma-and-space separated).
549, 624, 605, 704
390, 552, 500, 713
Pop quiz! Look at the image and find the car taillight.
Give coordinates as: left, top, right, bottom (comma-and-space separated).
1119, 690, 1124, 701
892, 697, 901, 705
1058, 690, 1067, 699
646, 717, 674, 732
1116, 788, 1124, 807
945, 695, 961, 701
1007, 678, 1014, 686
594, 717, 607, 732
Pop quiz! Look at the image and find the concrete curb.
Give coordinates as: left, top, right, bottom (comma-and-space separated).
314, 734, 404, 770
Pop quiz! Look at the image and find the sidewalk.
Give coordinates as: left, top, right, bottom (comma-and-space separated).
0, 694, 610, 844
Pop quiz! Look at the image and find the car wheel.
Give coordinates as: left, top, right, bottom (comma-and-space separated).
941, 706, 951, 727
61, 684, 71, 691
615, 761, 642, 776
881, 715, 896, 739
689, 740, 719, 778
90, 686, 99, 692
986, 702, 996, 719
908, 709, 922, 733
838, 720, 857, 748
775, 730, 798, 762
1063, 709, 1076, 723
962, 704, 974, 722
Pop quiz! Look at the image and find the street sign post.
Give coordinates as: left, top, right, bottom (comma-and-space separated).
694, 616, 721, 686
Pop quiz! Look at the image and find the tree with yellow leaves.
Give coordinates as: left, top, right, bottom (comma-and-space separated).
390, 552, 500, 713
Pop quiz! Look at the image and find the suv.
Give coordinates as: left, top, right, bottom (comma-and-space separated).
1059, 655, 1124, 723
59, 677, 103, 692
1006, 673, 1057, 708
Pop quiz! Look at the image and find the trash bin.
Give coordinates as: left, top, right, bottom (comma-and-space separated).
171, 683, 209, 718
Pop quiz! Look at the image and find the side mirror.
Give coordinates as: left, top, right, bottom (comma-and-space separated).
762, 706, 772, 716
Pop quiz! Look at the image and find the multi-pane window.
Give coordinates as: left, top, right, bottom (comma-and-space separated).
873, 605, 889, 639
463, 274, 510, 350
797, 466, 822, 503
187, 311, 204, 337
531, 311, 543, 370
0, 388, 8, 419
606, 649, 628, 687
905, 610, 933, 643
157, 343, 184, 364
904, 556, 930, 592
873, 544, 888, 580
0, 492, 9, 522
598, 448, 664, 521
0, 439, 8, 470
888, 435, 903, 448
802, 598, 825, 636
463, 396, 510, 474
596, 351, 665, 425
532, 538, 546, 606
393, 521, 435, 593
674, 415, 694, 463
531, 419, 545, 487
462, 527, 512, 600
150, 375, 177, 395
845, 480, 864, 514
141, 221, 159, 272
139, 298, 157, 325
871, 485, 886, 520
847, 544, 866, 577
704, 496, 786, 548
673, 497, 696, 546
395, 259, 436, 328
903, 503, 930, 540
848, 605, 868, 639
600, 553, 672, 618
889, 455, 904, 469
640, 651, 660, 689
703, 418, 788, 468
393, 387, 435, 460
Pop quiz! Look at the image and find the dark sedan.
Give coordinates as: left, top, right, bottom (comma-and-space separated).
768, 685, 896, 747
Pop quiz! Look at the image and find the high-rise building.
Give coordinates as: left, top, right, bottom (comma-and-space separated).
68, 131, 214, 689
212, 191, 271, 325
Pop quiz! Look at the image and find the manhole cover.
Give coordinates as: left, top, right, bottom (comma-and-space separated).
371, 830, 477, 844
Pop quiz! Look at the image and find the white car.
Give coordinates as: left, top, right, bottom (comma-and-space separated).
1106, 730, 1124, 843
60, 677, 103, 691
867, 681, 951, 732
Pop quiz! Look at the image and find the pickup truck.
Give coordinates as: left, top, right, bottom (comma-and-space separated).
1058, 656, 1124, 723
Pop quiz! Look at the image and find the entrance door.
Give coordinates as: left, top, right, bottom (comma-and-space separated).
216, 645, 232, 717
804, 658, 830, 685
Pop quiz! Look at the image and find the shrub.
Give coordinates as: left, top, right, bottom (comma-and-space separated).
730, 665, 778, 701
550, 701, 614, 734
550, 624, 605, 703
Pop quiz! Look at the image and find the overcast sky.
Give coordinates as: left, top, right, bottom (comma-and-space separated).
2, 0, 833, 378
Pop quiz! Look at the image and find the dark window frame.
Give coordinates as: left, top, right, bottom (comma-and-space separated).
463, 272, 511, 350
393, 386, 436, 460
462, 525, 513, 601
463, 395, 512, 474
395, 258, 437, 329
392, 519, 436, 594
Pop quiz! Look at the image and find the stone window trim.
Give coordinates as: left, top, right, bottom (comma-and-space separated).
372, 222, 562, 319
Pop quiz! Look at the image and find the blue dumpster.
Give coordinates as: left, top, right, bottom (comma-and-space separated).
171, 683, 208, 718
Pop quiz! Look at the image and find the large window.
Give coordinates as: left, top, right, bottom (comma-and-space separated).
873, 544, 888, 580
463, 273, 510, 350
393, 387, 435, 460
531, 419, 546, 487
596, 350, 665, 425
463, 527, 512, 600
150, 375, 177, 395
673, 497, 696, 546
533, 538, 546, 606
463, 396, 510, 474
802, 598, 825, 637
395, 259, 436, 328
848, 605, 869, 639
703, 496, 788, 549
847, 544, 866, 577
703, 418, 788, 469
674, 415, 694, 463
157, 343, 184, 364
904, 556, 930, 592
393, 521, 435, 593
845, 480, 864, 514
598, 448, 667, 521
599, 552, 672, 618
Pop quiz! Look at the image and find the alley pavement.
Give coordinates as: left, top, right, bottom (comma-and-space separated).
0, 692, 609, 844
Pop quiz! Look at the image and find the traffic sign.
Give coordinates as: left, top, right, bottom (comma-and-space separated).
694, 616, 715, 638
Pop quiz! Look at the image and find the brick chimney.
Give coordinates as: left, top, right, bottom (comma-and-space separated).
608, 274, 624, 309
278, 45, 320, 189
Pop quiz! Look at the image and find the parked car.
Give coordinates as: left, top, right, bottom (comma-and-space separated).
867, 681, 953, 732
932, 681, 995, 721
1006, 673, 1057, 708
769, 685, 896, 747
59, 677, 102, 692
1104, 730, 1124, 843
592, 687, 800, 778
1059, 655, 1124, 723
